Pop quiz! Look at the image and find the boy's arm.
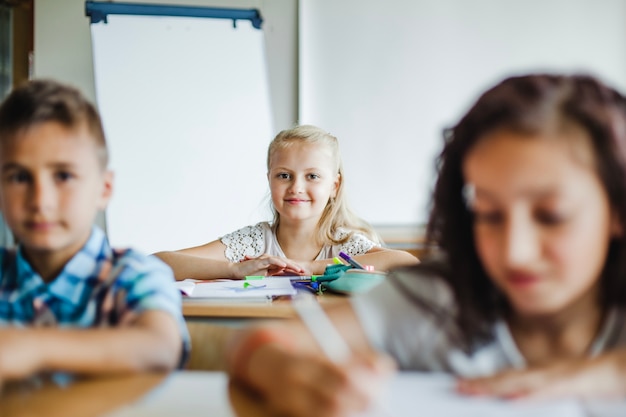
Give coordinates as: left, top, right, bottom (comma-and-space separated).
0, 309, 181, 381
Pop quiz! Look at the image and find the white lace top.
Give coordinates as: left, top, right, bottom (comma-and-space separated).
220, 221, 378, 262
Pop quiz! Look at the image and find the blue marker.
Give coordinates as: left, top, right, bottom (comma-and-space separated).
338, 251, 365, 270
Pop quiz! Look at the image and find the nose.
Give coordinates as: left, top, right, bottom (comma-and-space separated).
28, 177, 54, 212
503, 209, 541, 269
288, 176, 304, 194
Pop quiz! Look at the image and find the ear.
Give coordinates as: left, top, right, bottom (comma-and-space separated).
332, 172, 341, 199
610, 210, 623, 238
97, 170, 114, 210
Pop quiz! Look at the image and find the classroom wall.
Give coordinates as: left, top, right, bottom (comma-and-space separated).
33, 0, 298, 135
34, 0, 626, 238
300, 0, 626, 226
34, 0, 97, 102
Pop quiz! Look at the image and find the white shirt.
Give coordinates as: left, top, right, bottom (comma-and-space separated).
352, 267, 626, 376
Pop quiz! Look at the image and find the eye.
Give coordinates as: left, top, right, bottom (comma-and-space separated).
534, 209, 565, 226
307, 173, 320, 180
472, 210, 504, 225
54, 171, 75, 182
6, 170, 31, 184
276, 172, 291, 180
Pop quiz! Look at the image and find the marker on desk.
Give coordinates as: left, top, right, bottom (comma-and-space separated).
245, 275, 320, 281
242, 282, 266, 289
339, 251, 365, 270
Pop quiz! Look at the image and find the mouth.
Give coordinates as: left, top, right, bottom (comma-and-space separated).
25, 221, 57, 231
507, 272, 542, 288
284, 199, 311, 204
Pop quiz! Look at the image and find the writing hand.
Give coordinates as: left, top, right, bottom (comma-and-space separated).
457, 352, 626, 400
242, 346, 395, 417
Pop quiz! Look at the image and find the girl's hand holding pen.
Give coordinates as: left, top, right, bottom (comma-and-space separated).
227, 295, 396, 417
233, 337, 395, 417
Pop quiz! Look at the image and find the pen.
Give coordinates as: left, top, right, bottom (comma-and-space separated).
292, 292, 351, 361
292, 293, 391, 416
245, 275, 320, 281
339, 251, 365, 270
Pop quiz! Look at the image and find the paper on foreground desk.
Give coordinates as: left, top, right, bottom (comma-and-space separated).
176, 278, 297, 300
104, 372, 625, 417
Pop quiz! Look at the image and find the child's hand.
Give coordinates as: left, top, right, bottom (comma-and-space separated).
240, 345, 395, 417
456, 351, 626, 400
234, 254, 305, 277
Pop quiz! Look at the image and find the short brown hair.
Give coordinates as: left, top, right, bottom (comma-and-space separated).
0, 79, 108, 168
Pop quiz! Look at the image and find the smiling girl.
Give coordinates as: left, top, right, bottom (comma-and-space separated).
155, 125, 417, 279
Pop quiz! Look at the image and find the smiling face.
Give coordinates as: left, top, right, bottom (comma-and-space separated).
462, 127, 617, 319
0, 121, 113, 271
268, 141, 340, 227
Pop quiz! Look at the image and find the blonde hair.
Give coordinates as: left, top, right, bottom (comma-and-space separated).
267, 125, 381, 245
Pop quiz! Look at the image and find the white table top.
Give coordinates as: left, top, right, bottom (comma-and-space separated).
104, 371, 626, 417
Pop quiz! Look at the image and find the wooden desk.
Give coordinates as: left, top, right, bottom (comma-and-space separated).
0, 373, 167, 417
3, 371, 623, 417
182, 293, 349, 371
182, 292, 347, 319
0, 371, 280, 417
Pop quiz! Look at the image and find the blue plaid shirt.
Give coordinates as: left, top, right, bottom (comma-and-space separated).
0, 226, 189, 366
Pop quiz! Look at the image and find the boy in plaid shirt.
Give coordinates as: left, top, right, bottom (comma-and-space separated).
0, 79, 188, 383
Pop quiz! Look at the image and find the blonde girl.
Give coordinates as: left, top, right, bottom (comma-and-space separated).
155, 125, 417, 279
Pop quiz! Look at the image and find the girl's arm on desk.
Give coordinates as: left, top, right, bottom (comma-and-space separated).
154, 240, 304, 280
457, 351, 626, 400
299, 247, 419, 276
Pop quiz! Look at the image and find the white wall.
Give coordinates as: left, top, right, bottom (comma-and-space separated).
300, 0, 626, 226
34, 0, 97, 102
34, 0, 626, 237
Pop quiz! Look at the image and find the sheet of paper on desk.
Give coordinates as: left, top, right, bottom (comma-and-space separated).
175, 278, 297, 299
385, 373, 589, 417
102, 371, 625, 417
